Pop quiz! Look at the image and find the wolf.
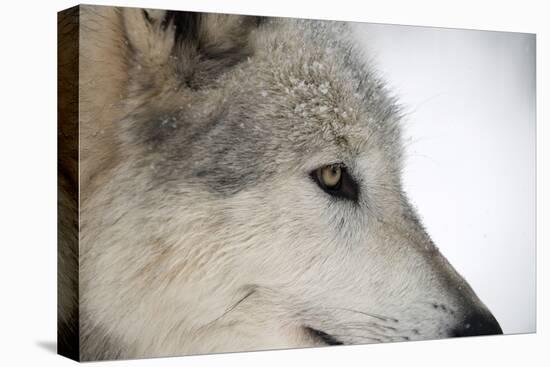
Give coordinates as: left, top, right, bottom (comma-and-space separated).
57, 5, 502, 361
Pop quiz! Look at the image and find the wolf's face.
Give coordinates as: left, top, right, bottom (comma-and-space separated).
77, 7, 501, 359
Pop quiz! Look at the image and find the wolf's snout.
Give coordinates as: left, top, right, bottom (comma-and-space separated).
451, 311, 503, 337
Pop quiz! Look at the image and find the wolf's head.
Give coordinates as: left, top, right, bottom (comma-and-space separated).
79, 6, 502, 359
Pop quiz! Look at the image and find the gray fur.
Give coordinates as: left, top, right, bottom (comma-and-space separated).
124, 16, 402, 196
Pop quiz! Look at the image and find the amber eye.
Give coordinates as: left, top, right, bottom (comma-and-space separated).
310, 163, 359, 202
319, 165, 342, 188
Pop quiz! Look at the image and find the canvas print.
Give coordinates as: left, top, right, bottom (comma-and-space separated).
57, 4, 535, 362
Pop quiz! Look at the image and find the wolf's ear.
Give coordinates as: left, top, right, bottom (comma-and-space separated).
122, 8, 263, 89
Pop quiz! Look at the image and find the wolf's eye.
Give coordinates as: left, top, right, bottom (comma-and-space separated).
321, 165, 342, 188
310, 164, 359, 202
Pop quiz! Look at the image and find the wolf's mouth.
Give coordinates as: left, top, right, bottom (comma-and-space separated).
304, 326, 344, 346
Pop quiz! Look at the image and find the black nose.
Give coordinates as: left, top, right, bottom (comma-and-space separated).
451, 312, 503, 337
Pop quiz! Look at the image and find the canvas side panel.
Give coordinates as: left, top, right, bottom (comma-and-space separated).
57, 5, 80, 362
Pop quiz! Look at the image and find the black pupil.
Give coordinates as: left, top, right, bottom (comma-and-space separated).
327, 167, 339, 185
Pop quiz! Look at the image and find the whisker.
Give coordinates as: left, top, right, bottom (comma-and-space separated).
202, 287, 256, 328
343, 322, 423, 334
339, 326, 411, 340
339, 323, 398, 332
324, 307, 399, 323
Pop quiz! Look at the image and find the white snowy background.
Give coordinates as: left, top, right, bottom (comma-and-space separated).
352, 23, 536, 334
